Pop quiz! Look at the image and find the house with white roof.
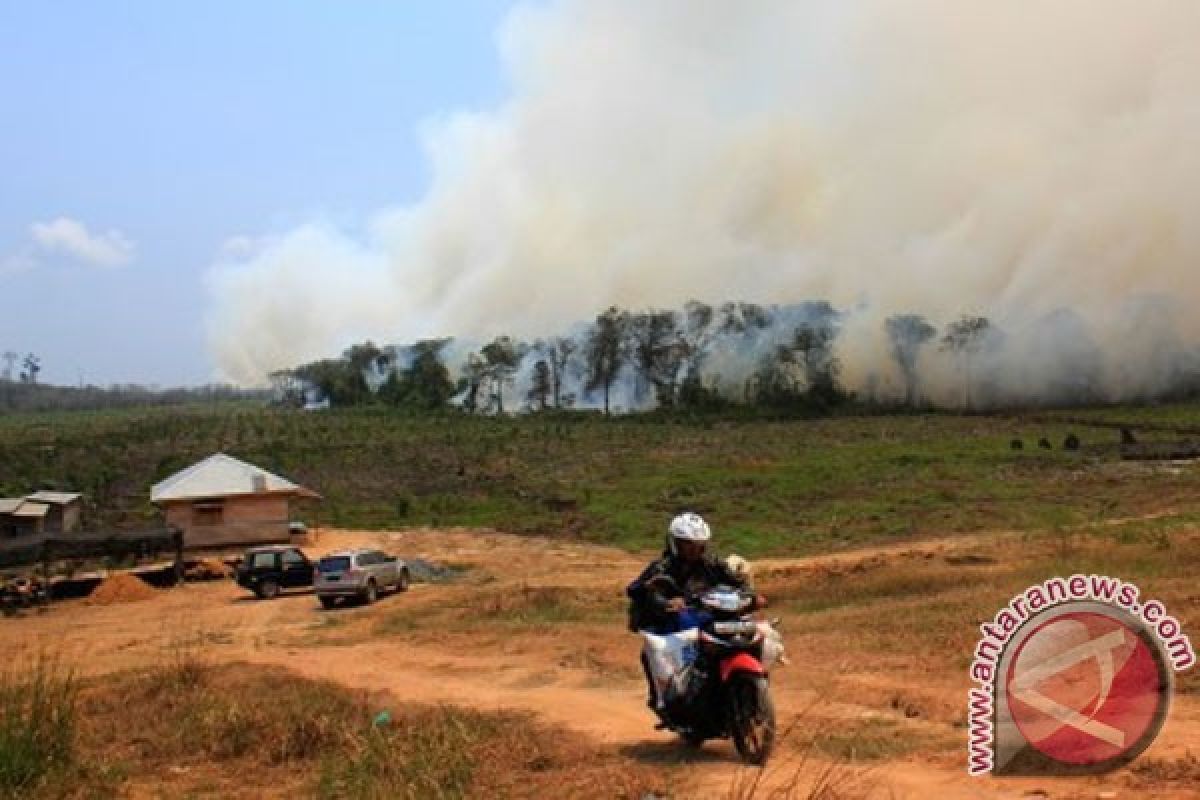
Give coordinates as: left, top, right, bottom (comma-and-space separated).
151, 453, 320, 550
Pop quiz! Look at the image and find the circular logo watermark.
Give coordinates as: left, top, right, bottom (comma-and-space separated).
1005, 606, 1172, 771
967, 575, 1194, 777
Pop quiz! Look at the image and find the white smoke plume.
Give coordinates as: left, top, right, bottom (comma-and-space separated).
207, 1, 1200, 405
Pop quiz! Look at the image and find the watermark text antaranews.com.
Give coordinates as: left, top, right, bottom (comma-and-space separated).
967, 574, 1195, 776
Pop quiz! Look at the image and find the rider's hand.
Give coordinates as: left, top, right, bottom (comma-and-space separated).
665, 597, 687, 613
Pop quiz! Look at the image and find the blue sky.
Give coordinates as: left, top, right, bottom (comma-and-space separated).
0, 1, 515, 386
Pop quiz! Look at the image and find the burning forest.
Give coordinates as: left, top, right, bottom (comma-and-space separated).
269, 298, 1200, 414
208, 2, 1200, 412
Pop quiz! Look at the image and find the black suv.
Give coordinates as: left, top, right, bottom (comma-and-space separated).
235, 546, 314, 599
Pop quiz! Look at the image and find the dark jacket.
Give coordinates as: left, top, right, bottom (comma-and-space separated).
625, 550, 747, 632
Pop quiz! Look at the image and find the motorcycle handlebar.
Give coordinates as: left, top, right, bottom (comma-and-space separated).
657, 587, 767, 613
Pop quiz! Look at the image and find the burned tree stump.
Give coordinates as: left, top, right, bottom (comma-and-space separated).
1121, 439, 1200, 461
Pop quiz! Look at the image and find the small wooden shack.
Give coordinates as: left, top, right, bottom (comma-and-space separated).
150, 453, 320, 551
0, 492, 84, 539
25, 492, 82, 534
0, 498, 49, 539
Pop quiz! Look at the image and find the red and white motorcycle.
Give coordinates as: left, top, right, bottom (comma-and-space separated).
639, 580, 785, 764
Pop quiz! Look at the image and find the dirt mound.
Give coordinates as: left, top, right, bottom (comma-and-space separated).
86, 573, 159, 605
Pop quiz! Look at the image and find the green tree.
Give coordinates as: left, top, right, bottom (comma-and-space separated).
939, 315, 991, 410
404, 339, 455, 410
677, 301, 715, 381
678, 372, 727, 410
885, 314, 937, 406
751, 303, 846, 412
378, 339, 456, 411
293, 358, 358, 405
543, 337, 577, 409
584, 307, 630, 415
459, 353, 486, 414
790, 305, 844, 407
628, 310, 687, 407
527, 359, 552, 411
480, 336, 522, 414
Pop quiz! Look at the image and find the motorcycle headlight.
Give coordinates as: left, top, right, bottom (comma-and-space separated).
701, 588, 751, 613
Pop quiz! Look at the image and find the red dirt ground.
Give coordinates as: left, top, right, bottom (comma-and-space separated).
8, 526, 1200, 799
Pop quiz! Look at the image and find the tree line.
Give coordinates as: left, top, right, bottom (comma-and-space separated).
0, 351, 272, 413
0, 382, 266, 413
273, 300, 998, 415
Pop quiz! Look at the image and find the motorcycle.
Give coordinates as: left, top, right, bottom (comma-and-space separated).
638, 577, 785, 765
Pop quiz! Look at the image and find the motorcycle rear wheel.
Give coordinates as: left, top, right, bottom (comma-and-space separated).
729, 675, 775, 765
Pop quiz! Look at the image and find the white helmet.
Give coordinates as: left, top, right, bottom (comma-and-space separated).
667, 512, 711, 556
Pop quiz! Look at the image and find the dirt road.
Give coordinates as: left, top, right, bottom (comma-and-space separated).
7, 527, 1199, 799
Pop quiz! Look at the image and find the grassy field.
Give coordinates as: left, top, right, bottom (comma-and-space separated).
1035, 400, 1200, 430
3, 404, 1200, 557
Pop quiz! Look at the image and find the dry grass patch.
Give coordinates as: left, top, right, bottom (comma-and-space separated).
377, 583, 623, 637
762, 559, 996, 615
765, 528, 1200, 679
72, 661, 658, 798
1130, 751, 1200, 785
474, 584, 624, 626
717, 714, 878, 800
791, 714, 956, 764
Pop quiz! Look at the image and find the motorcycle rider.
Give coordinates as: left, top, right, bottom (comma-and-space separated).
626, 512, 751, 711
627, 512, 748, 633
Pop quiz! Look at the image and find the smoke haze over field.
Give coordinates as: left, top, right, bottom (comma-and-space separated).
207, 1, 1200, 404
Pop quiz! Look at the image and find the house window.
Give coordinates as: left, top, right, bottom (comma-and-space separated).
192, 500, 224, 526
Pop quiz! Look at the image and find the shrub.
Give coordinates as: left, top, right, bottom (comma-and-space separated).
0, 656, 78, 796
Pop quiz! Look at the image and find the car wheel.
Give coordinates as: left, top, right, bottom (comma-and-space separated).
397, 568, 410, 592
256, 579, 281, 600
319, 595, 338, 610
361, 581, 377, 605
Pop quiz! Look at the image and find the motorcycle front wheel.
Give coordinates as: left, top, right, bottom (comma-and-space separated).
729, 674, 775, 765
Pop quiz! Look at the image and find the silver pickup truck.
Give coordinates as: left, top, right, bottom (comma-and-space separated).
314, 548, 410, 609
